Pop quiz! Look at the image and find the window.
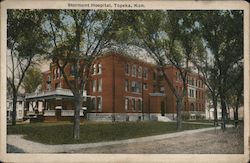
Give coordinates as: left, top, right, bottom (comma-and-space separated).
143, 68, 148, 79
125, 63, 130, 75
97, 64, 102, 74
97, 97, 102, 111
131, 81, 136, 92
91, 97, 96, 110
93, 64, 97, 75
125, 98, 129, 111
189, 89, 194, 97
132, 64, 137, 77
143, 83, 148, 90
138, 99, 142, 111
131, 81, 141, 93
138, 66, 142, 78
132, 98, 136, 111
125, 80, 129, 92
98, 79, 102, 92
196, 90, 198, 98
92, 80, 96, 92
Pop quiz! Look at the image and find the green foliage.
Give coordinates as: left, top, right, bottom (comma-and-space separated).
195, 113, 205, 120
181, 112, 191, 121
22, 66, 42, 93
7, 122, 211, 145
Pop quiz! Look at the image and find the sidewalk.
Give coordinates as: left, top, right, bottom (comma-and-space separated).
7, 125, 232, 153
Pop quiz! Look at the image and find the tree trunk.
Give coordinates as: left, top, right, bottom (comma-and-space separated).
73, 93, 81, 140
11, 94, 17, 126
234, 108, 239, 128
234, 96, 240, 128
220, 97, 227, 131
176, 97, 182, 130
212, 97, 218, 126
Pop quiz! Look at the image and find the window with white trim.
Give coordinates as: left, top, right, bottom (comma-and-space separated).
98, 64, 102, 74
132, 98, 136, 111
98, 79, 102, 92
125, 98, 129, 111
143, 68, 148, 79
132, 64, 137, 77
131, 81, 141, 93
93, 64, 97, 75
92, 80, 96, 92
138, 66, 142, 78
138, 99, 142, 111
125, 63, 130, 75
143, 83, 148, 90
125, 80, 129, 92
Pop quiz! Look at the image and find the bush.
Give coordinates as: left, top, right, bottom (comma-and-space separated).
181, 112, 190, 120
196, 113, 205, 120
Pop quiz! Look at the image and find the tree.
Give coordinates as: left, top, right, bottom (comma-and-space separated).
45, 10, 118, 139
22, 66, 42, 93
192, 45, 220, 126
198, 10, 243, 130
7, 10, 49, 125
124, 10, 203, 130
225, 64, 243, 127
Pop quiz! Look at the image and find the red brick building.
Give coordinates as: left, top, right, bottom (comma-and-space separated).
25, 52, 206, 121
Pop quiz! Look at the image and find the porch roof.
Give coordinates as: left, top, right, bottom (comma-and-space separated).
25, 88, 94, 101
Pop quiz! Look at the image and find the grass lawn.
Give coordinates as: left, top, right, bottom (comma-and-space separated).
7, 121, 212, 145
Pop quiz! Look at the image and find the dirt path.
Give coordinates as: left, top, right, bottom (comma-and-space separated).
71, 125, 243, 154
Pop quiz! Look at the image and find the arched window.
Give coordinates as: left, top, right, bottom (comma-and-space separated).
98, 64, 102, 74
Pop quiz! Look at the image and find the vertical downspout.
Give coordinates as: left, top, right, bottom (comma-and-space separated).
112, 55, 115, 121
